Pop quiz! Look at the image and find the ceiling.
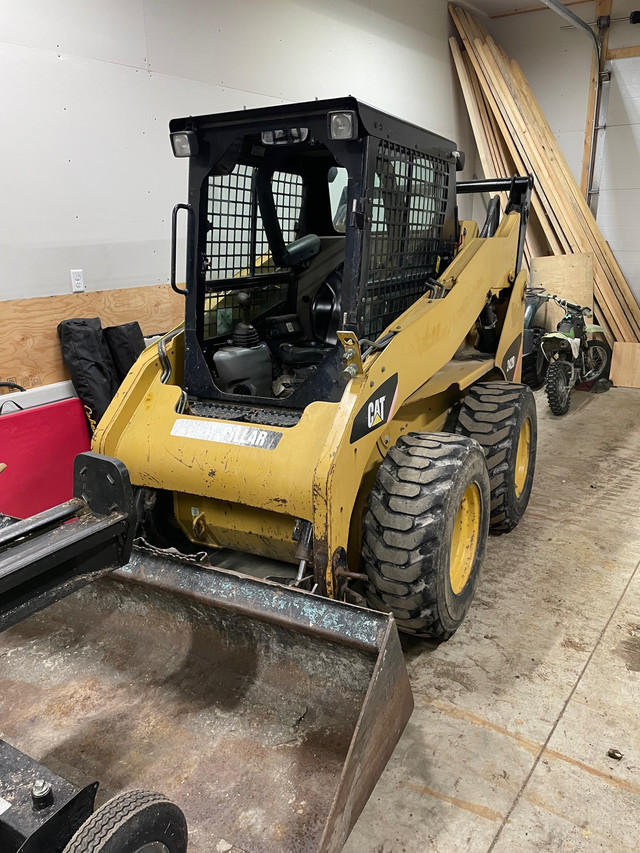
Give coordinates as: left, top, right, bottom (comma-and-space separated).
461, 0, 591, 19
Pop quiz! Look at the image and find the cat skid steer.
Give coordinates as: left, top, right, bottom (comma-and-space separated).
0, 98, 536, 852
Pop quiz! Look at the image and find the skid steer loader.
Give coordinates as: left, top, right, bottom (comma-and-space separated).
95, 96, 536, 637
0, 98, 537, 853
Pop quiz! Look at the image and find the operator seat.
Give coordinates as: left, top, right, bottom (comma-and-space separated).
310, 263, 343, 346
265, 263, 343, 365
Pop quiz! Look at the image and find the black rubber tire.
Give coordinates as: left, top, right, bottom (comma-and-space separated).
584, 339, 612, 381
362, 433, 490, 640
546, 359, 573, 416
63, 790, 188, 853
456, 382, 537, 534
522, 326, 548, 390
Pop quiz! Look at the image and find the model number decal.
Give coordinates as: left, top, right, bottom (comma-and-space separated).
171, 419, 283, 449
501, 333, 522, 381
350, 373, 399, 443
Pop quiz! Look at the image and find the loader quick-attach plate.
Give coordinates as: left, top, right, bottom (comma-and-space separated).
0, 549, 413, 853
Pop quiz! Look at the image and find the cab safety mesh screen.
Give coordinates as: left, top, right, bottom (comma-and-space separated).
205, 166, 302, 280
363, 141, 449, 339
203, 166, 302, 339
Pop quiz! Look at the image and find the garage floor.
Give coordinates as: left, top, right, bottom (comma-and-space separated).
1, 386, 638, 852
345, 386, 640, 853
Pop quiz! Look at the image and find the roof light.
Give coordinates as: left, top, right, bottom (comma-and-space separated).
170, 130, 199, 158
329, 111, 358, 140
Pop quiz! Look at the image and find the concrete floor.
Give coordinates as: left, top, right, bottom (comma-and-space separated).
1, 386, 638, 852
344, 386, 640, 853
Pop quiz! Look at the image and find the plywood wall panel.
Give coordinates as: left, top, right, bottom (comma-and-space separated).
0, 285, 184, 390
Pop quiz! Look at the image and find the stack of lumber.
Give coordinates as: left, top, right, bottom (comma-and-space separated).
449, 4, 640, 343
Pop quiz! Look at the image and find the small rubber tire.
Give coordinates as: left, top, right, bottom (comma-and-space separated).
63, 790, 188, 853
546, 359, 573, 416
456, 382, 537, 534
584, 339, 612, 382
522, 326, 548, 390
362, 433, 490, 640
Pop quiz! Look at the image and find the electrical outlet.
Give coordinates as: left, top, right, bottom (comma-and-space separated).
70, 269, 85, 292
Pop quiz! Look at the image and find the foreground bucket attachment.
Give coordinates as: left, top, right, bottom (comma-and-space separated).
0, 452, 136, 631
0, 548, 413, 853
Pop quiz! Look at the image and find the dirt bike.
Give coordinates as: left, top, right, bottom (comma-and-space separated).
541, 295, 611, 416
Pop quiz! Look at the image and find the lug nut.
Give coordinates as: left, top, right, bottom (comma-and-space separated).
31, 778, 53, 808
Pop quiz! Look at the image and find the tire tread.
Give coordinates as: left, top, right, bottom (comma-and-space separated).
546, 360, 572, 416
363, 432, 487, 640
64, 790, 180, 853
456, 381, 536, 533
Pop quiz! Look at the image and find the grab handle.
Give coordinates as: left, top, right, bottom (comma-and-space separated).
170, 203, 193, 296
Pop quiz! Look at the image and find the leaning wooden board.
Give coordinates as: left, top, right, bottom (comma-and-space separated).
529, 254, 595, 332
0, 284, 184, 389
610, 343, 640, 388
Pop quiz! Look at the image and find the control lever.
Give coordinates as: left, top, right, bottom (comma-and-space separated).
232, 291, 260, 347
237, 291, 252, 322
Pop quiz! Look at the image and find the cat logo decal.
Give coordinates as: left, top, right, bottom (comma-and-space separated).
350, 374, 399, 443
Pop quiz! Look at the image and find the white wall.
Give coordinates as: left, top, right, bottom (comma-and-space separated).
488, 1, 640, 302
0, 0, 475, 302
488, 2, 595, 183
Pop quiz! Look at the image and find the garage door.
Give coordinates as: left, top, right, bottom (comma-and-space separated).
596, 56, 640, 303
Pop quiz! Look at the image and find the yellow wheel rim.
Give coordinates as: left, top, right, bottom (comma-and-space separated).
449, 483, 481, 595
514, 418, 531, 499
